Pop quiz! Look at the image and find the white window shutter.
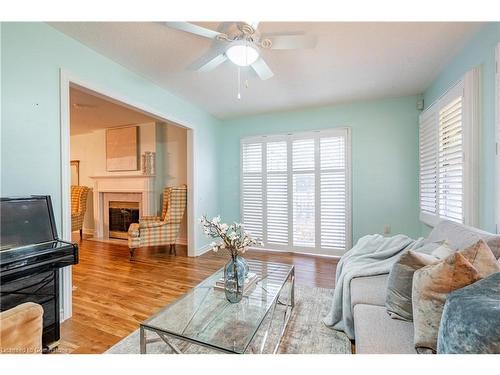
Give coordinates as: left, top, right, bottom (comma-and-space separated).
438, 96, 464, 223
241, 142, 263, 238
292, 138, 316, 247
419, 111, 438, 221
241, 129, 351, 256
320, 136, 347, 250
266, 141, 288, 245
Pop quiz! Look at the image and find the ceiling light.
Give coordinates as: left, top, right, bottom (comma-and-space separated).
225, 42, 259, 67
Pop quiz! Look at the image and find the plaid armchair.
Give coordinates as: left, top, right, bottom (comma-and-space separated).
128, 185, 187, 258
71, 185, 90, 239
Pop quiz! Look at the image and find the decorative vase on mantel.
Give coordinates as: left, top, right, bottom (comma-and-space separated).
224, 254, 246, 303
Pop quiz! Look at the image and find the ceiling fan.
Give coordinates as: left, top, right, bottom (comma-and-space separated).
164, 22, 317, 81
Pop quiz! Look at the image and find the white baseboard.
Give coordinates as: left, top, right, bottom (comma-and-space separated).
247, 246, 342, 259
195, 243, 212, 257
176, 237, 188, 246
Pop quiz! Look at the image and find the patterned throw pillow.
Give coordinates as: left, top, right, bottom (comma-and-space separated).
412, 252, 481, 353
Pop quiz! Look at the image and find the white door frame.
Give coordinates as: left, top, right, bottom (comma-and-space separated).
59, 69, 196, 321
496, 43, 500, 233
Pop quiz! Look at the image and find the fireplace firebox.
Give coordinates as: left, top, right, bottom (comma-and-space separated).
108, 201, 139, 240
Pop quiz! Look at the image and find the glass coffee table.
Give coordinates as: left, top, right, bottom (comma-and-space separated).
140, 259, 295, 354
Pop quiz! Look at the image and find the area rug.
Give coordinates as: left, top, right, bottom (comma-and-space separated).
106, 285, 351, 354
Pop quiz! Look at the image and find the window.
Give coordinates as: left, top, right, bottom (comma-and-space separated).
419, 68, 480, 227
241, 129, 351, 256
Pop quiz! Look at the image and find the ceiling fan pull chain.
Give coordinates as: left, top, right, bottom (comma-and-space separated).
237, 66, 241, 100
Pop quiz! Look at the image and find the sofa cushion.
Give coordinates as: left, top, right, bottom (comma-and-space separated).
412, 252, 481, 353
351, 274, 388, 308
425, 220, 500, 258
353, 304, 415, 354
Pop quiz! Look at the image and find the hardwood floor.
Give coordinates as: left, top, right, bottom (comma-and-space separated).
58, 236, 338, 354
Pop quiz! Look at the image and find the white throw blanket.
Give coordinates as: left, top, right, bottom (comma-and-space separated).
323, 234, 425, 340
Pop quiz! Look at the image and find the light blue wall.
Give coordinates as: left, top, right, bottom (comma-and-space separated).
218, 96, 422, 245
423, 23, 500, 235
0, 22, 221, 252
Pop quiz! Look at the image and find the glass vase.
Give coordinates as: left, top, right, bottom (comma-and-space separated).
224, 255, 246, 303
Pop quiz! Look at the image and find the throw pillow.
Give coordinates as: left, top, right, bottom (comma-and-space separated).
430, 241, 455, 259
385, 251, 440, 321
458, 239, 500, 278
412, 252, 481, 353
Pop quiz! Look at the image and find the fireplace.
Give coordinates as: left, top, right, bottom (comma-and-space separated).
108, 201, 139, 240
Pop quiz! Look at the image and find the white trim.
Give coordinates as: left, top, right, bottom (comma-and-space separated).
462, 67, 481, 227
59, 69, 197, 321
496, 43, 500, 233
195, 243, 213, 256
247, 246, 342, 259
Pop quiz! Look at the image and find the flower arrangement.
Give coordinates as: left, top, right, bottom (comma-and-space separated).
200, 215, 263, 258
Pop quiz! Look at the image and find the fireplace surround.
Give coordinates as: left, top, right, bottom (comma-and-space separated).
90, 175, 156, 240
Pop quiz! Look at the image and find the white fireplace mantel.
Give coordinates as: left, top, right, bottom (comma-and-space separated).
90, 175, 157, 239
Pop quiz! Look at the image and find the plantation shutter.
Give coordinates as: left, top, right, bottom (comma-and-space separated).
292, 138, 316, 247
241, 129, 351, 256
241, 142, 263, 238
418, 71, 479, 227
438, 96, 464, 223
419, 111, 438, 220
320, 136, 347, 250
266, 141, 288, 245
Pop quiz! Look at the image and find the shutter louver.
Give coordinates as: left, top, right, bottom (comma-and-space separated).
438, 96, 464, 223
419, 112, 438, 216
266, 141, 288, 245
242, 142, 263, 238
320, 137, 347, 250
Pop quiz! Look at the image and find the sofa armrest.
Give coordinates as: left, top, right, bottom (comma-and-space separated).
351, 274, 389, 309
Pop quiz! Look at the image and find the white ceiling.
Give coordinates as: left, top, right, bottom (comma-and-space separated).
52, 22, 483, 119
70, 86, 157, 135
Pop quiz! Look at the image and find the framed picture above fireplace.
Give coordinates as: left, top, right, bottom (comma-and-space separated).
106, 126, 138, 171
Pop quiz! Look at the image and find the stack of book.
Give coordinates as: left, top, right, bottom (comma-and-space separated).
215, 272, 258, 294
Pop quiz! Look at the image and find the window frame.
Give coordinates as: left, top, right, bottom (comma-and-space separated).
240, 128, 352, 256
419, 68, 480, 227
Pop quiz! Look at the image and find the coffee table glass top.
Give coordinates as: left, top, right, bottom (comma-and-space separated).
141, 259, 294, 354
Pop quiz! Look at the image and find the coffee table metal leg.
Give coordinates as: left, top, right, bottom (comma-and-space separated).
140, 326, 146, 354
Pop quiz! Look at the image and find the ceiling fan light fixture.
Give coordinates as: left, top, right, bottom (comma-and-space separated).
225, 43, 259, 67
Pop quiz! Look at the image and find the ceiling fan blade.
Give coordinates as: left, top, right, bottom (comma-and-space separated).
164, 22, 221, 40
196, 53, 228, 72
263, 34, 317, 50
251, 58, 274, 80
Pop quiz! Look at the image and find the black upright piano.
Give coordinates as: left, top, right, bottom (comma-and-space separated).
0, 196, 79, 350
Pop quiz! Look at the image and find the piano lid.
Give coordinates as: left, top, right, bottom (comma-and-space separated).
0, 196, 59, 252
